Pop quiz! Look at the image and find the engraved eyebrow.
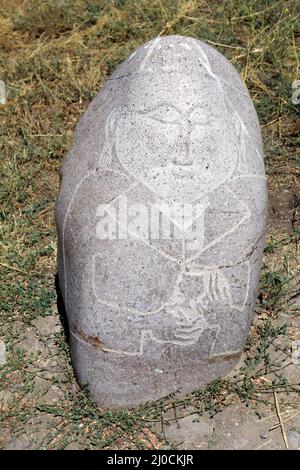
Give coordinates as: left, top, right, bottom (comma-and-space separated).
137, 102, 182, 117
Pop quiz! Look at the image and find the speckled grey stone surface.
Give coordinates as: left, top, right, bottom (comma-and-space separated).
55, 35, 267, 409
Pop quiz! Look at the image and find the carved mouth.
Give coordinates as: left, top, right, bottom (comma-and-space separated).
171, 165, 195, 178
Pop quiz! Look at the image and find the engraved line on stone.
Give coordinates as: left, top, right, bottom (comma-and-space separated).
193, 41, 264, 171
184, 185, 251, 263
128, 51, 136, 61
140, 37, 162, 70
195, 42, 265, 172
195, 43, 264, 173
218, 75, 248, 97
191, 37, 248, 97
194, 42, 225, 100
236, 114, 265, 170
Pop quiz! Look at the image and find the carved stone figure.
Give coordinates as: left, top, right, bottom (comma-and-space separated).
56, 36, 267, 408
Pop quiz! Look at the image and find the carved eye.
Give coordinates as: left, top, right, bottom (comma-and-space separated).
189, 108, 213, 125
145, 104, 180, 124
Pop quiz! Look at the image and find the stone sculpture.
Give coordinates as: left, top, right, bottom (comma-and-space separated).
56, 35, 267, 408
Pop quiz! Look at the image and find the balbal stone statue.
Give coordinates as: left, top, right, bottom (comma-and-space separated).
56, 36, 267, 409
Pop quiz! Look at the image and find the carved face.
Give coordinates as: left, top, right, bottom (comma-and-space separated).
114, 72, 238, 203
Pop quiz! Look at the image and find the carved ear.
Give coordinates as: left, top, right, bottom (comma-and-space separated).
97, 108, 120, 168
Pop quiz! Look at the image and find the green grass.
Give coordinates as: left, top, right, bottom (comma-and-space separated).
0, 0, 299, 450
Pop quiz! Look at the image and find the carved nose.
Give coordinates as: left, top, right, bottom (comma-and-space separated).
173, 122, 194, 166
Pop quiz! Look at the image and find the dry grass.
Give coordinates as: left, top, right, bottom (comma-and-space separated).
0, 0, 299, 450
